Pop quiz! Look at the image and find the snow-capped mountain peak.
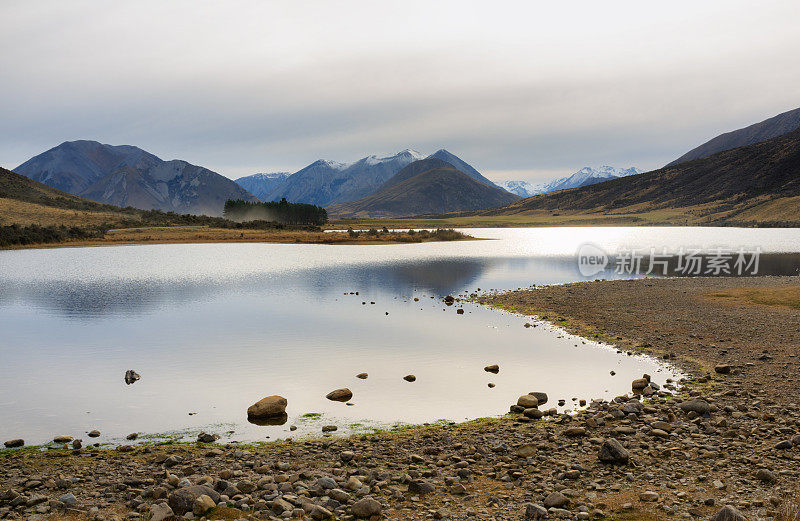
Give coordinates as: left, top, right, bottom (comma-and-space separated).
498, 180, 535, 197
498, 166, 643, 197
364, 149, 425, 165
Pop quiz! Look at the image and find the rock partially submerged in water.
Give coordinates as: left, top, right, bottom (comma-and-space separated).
484, 364, 499, 373
53, 435, 73, 443
326, 388, 353, 402
124, 370, 140, 385
356, 372, 368, 379
517, 395, 539, 408
197, 432, 219, 443
403, 374, 416, 382
529, 392, 548, 405
3, 439, 24, 448
247, 395, 288, 420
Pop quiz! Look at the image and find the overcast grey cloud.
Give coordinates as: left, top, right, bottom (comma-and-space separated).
1, 0, 799, 183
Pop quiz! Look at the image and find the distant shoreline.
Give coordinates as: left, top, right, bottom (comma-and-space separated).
0, 226, 476, 251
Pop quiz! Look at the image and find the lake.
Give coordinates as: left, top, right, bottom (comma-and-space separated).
1, 227, 799, 446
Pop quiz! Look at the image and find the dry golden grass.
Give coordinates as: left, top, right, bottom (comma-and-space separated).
704, 286, 800, 310
0, 197, 134, 227
6, 226, 474, 249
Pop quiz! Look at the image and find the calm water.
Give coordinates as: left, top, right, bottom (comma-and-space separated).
1, 227, 799, 446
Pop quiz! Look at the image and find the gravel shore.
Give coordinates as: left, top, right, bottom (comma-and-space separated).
2, 276, 799, 521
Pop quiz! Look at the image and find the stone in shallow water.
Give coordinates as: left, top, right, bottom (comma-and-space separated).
3, 439, 24, 448
247, 395, 287, 419
124, 369, 140, 385
404, 374, 416, 382
484, 364, 499, 373
326, 388, 353, 402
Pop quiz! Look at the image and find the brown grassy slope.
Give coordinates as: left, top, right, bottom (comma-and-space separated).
0, 166, 140, 226
468, 128, 800, 225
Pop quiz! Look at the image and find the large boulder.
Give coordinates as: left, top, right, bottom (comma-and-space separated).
517, 395, 539, 408
168, 485, 220, 515
598, 438, 629, 465
247, 396, 288, 419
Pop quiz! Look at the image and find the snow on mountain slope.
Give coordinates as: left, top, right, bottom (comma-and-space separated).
526, 166, 643, 196
498, 180, 535, 197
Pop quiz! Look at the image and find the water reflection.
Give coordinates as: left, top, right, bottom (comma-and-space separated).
1, 254, 797, 319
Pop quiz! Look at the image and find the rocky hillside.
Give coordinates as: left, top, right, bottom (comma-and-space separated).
15, 141, 258, 216
327, 158, 519, 218
668, 106, 800, 166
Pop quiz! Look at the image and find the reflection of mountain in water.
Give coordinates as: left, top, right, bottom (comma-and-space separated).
0, 258, 494, 318
1, 254, 797, 319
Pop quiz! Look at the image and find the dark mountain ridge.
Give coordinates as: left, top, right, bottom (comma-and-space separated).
327, 158, 519, 218
667, 106, 800, 166
15, 141, 258, 215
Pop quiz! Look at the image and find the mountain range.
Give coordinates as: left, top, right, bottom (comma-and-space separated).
327, 158, 519, 218
235, 149, 501, 206
14, 141, 258, 216
500, 166, 642, 197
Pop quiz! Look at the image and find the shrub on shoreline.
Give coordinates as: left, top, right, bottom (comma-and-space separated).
0, 224, 103, 247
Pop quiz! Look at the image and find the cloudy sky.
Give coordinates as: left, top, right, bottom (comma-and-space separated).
1, 0, 798, 183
